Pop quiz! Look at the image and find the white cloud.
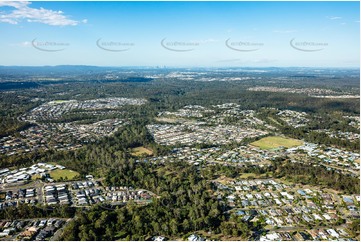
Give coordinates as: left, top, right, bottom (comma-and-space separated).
0, 1, 84, 26
0, 18, 18, 24
327, 16, 342, 20
0, 1, 29, 8
9, 41, 31, 47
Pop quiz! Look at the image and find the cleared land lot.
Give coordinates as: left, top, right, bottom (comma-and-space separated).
155, 117, 193, 124
251, 136, 303, 150
131, 146, 153, 157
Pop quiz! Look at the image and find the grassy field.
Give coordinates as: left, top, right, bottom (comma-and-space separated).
130, 146, 153, 157
251, 136, 303, 150
31, 174, 41, 180
0, 192, 5, 201
49, 169, 80, 181
239, 173, 258, 179
213, 176, 235, 185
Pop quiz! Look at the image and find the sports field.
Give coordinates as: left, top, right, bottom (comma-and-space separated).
49, 169, 80, 181
251, 136, 303, 150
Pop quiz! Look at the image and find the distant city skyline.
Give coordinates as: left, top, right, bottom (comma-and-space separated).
0, 1, 359, 67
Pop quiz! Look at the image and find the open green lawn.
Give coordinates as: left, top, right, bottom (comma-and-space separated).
130, 146, 153, 157
49, 169, 80, 181
31, 174, 41, 180
251, 136, 303, 150
239, 173, 258, 179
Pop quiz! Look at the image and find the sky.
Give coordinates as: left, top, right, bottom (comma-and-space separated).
0, 1, 359, 67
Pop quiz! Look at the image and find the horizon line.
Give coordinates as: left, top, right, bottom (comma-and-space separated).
0, 65, 359, 69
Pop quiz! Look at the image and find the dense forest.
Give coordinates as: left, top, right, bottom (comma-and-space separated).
271, 159, 360, 194
0, 204, 75, 220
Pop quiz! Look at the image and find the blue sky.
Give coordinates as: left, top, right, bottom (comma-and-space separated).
0, 1, 359, 67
